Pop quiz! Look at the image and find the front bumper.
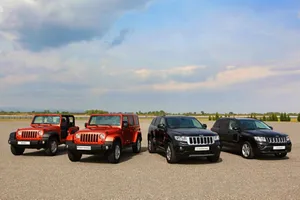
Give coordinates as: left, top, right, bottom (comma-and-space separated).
255, 142, 292, 155
173, 141, 221, 158
66, 141, 113, 154
8, 138, 47, 149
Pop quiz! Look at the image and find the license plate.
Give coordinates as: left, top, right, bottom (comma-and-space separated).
76, 146, 91, 150
273, 146, 285, 150
195, 146, 209, 151
17, 141, 30, 145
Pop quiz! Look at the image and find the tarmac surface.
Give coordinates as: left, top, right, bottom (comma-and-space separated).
0, 120, 299, 200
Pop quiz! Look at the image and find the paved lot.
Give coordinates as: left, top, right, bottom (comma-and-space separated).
0, 120, 299, 200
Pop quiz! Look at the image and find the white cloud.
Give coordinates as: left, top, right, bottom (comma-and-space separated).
150, 65, 300, 91
134, 65, 206, 79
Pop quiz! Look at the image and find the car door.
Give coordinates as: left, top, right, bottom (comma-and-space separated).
153, 116, 161, 146
60, 116, 68, 139
219, 119, 230, 145
122, 115, 131, 145
157, 117, 167, 147
128, 115, 135, 143
228, 119, 240, 146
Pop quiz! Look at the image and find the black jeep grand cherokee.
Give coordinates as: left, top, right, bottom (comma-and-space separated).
211, 118, 292, 159
147, 115, 221, 163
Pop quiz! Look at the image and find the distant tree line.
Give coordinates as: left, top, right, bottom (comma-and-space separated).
1, 110, 300, 122
249, 112, 293, 122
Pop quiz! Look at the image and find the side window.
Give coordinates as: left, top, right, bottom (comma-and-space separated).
123, 116, 128, 122
220, 119, 229, 130
69, 117, 74, 126
228, 120, 238, 130
128, 115, 134, 126
154, 117, 161, 126
134, 115, 139, 125
160, 117, 166, 125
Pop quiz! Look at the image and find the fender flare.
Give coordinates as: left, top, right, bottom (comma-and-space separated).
9, 132, 16, 140
133, 131, 142, 143
42, 132, 59, 141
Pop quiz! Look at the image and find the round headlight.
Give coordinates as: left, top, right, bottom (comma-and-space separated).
99, 133, 106, 140
17, 131, 22, 136
38, 130, 43, 136
75, 133, 80, 139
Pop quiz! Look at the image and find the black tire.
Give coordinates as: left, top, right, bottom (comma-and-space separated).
147, 136, 156, 153
165, 142, 178, 163
10, 145, 25, 156
107, 140, 122, 164
132, 135, 142, 153
207, 154, 220, 162
241, 141, 255, 159
275, 152, 287, 158
45, 138, 59, 156
67, 150, 82, 162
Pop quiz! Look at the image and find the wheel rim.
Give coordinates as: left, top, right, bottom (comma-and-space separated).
137, 138, 141, 151
242, 143, 250, 157
148, 140, 152, 151
51, 141, 57, 153
115, 145, 121, 159
166, 146, 171, 160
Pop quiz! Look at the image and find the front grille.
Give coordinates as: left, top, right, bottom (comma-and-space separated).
266, 137, 287, 143
80, 134, 99, 143
21, 131, 38, 138
187, 136, 214, 145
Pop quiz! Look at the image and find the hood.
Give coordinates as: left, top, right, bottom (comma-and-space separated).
18, 125, 59, 132
244, 129, 288, 137
170, 128, 217, 136
78, 127, 121, 134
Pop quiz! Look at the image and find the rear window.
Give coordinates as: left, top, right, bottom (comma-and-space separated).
151, 117, 156, 125
213, 119, 221, 128
128, 115, 134, 126
134, 115, 139, 125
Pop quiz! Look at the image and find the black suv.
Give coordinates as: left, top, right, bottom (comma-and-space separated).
211, 118, 292, 159
147, 115, 221, 163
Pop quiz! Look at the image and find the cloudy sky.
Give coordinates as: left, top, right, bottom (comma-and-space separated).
0, 0, 300, 113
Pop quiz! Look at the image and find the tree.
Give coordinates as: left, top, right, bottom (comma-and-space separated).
298, 113, 300, 122
208, 115, 212, 121
280, 113, 284, 121
262, 115, 266, 121
215, 112, 220, 120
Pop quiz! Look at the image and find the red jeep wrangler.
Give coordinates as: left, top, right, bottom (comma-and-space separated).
8, 114, 79, 156
66, 113, 142, 163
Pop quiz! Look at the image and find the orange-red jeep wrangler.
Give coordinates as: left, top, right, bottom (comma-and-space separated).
8, 114, 79, 156
66, 113, 142, 163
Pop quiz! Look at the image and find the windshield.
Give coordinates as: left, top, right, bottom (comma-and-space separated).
89, 115, 121, 126
239, 119, 271, 130
166, 117, 204, 129
32, 115, 60, 124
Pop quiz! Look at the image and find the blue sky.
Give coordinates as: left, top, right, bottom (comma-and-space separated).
0, 0, 300, 113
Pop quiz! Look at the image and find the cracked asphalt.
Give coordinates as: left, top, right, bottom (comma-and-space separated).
0, 120, 299, 200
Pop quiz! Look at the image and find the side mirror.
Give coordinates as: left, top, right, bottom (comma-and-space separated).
122, 121, 129, 128
202, 124, 207, 129
269, 126, 273, 130
157, 124, 165, 129
84, 122, 88, 128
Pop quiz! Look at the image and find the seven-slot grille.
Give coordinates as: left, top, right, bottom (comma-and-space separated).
266, 137, 287, 143
21, 131, 38, 138
80, 133, 99, 143
187, 136, 214, 145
